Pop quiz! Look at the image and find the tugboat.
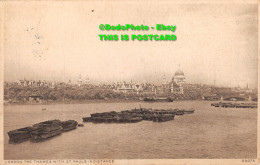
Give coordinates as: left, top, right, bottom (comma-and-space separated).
30, 120, 62, 140
60, 120, 78, 131
8, 127, 34, 143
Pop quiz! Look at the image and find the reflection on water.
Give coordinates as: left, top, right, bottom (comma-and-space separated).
4, 101, 257, 159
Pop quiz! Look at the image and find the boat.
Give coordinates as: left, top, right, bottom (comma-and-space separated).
157, 97, 174, 102
82, 117, 93, 122
104, 117, 118, 123
142, 114, 154, 121
33, 120, 61, 129
60, 120, 78, 131
30, 120, 62, 140
30, 128, 62, 140
78, 124, 84, 127
175, 110, 184, 115
183, 109, 195, 114
143, 97, 173, 102
82, 107, 195, 124
8, 127, 34, 143
143, 97, 157, 102
153, 114, 175, 122
129, 117, 143, 123
90, 113, 101, 118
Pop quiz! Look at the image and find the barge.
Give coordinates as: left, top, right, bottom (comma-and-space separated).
83, 107, 195, 123
8, 127, 34, 143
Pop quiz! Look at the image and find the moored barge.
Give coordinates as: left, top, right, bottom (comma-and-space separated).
61, 120, 78, 131
30, 120, 62, 140
8, 127, 34, 143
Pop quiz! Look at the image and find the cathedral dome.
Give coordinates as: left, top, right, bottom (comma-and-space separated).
174, 69, 184, 76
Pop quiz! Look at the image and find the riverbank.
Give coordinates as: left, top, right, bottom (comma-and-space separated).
3, 99, 142, 106
4, 98, 256, 106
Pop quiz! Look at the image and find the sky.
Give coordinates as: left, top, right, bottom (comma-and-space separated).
4, 1, 258, 88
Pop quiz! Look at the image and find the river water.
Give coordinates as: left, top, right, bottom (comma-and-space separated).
4, 101, 257, 159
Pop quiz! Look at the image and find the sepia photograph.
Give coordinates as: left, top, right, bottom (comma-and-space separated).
1, 0, 259, 164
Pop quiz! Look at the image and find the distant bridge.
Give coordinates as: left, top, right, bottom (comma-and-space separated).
203, 93, 257, 101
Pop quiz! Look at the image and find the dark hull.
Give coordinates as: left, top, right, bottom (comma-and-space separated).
91, 116, 142, 124
78, 124, 84, 127
33, 120, 62, 132
142, 115, 154, 121
117, 117, 142, 123
8, 127, 33, 143
31, 120, 63, 140
82, 107, 195, 124
153, 115, 175, 122
61, 126, 77, 132
31, 127, 62, 140
129, 117, 142, 123
61, 120, 78, 132
183, 109, 195, 114
175, 111, 184, 115
82, 117, 93, 122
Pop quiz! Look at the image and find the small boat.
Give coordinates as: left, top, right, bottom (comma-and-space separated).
78, 124, 84, 127
183, 109, 195, 114
143, 97, 173, 102
8, 127, 34, 143
60, 120, 78, 131
143, 97, 157, 102
31, 120, 62, 140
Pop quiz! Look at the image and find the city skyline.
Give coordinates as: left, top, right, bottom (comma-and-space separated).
4, 72, 256, 90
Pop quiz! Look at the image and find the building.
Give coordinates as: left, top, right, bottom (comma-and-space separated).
169, 81, 183, 94
28, 95, 43, 103
114, 82, 135, 93
85, 76, 90, 84
156, 68, 186, 95
78, 75, 83, 86
162, 74, 168, 93
170, 68, 185, 94
172, 69, 185, 86
114, 82, 144, 93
